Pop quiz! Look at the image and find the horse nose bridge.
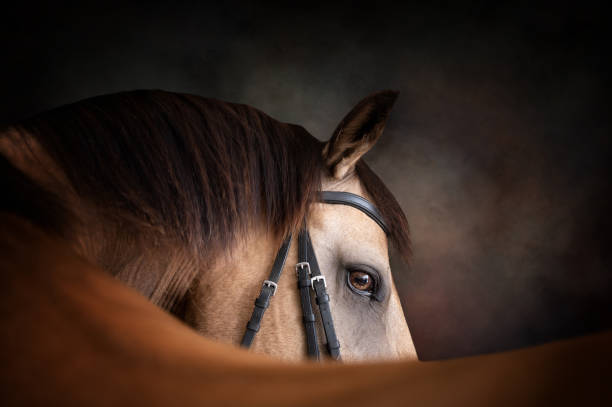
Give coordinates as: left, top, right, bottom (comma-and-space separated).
382, 284, 417, 359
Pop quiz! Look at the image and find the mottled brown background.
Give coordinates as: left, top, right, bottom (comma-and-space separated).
2, 2, 610, 360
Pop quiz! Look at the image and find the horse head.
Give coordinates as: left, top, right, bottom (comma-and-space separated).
1, 90, 417, 362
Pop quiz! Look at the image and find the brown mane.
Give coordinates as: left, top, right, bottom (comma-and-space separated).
0, 90, 410, 312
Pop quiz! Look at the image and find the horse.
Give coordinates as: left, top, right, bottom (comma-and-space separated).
0, 90, 609, 405
0, 89, 416, 361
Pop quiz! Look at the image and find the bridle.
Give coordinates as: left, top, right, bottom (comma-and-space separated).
240, 191, 389, 360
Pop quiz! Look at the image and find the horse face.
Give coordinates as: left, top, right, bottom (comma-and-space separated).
308, 174, 417, 361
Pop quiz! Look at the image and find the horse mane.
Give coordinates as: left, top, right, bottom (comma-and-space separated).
0, 90, 410, 312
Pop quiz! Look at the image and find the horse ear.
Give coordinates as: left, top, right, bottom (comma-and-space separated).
322, 90, 399, 180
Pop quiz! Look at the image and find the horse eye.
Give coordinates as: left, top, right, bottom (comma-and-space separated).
347, 270, 376, 294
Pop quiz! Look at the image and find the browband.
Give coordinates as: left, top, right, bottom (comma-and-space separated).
319, 191, 389, 235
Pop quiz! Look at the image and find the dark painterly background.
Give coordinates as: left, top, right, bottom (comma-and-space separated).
2, 2, 610, 360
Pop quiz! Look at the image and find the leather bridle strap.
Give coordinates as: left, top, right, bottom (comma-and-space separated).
240, 234, 293, 348
296, 225, 320, 359
303, 228, 342, 360
320, 191, 389, 235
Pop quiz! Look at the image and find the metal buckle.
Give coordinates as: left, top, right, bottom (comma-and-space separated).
311, 275, 327, 288
295, 262, 311, 276
262, 280, 278, 296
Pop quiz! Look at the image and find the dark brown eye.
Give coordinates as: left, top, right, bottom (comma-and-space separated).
348, 270, 375, 292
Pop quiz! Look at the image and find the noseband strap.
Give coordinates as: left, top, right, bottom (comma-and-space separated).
240, 191, 387, 359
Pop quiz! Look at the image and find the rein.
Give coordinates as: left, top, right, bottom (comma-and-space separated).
240, 191, 388, 360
